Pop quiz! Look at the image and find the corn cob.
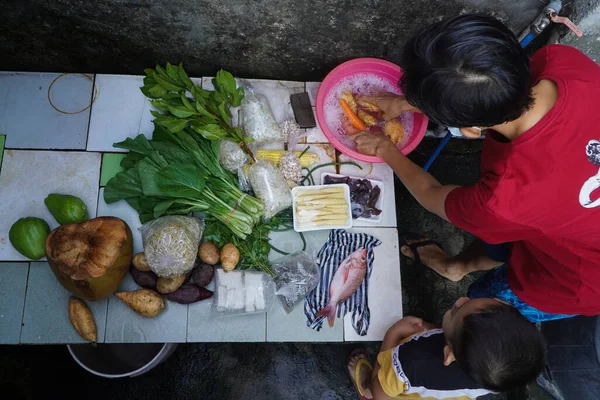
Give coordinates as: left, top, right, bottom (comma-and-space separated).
255, 150, 320, 167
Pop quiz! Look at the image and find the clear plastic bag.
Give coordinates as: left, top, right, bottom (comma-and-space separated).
247, 159, 293, 219
219, 140, 249, 172
236, 167, 252, 193
241, 94, 284, 144
279, 120, 305, 182
272, 251, 320, 313
213, 269, 276, 315
140, 216, 204, 278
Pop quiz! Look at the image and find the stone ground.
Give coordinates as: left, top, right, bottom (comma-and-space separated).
0, 137, 558, 400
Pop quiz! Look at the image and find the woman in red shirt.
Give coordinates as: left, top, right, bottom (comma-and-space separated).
351, 13, 600, 322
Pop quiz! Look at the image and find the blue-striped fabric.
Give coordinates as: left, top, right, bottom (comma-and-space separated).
304, 229, 381, 336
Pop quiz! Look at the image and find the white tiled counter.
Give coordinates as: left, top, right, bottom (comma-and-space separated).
0, 72, 403, 344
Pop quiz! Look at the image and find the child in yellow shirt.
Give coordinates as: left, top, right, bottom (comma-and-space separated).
348, 297, 546, 399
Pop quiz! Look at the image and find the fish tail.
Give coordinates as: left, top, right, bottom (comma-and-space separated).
317, 303, 337, 327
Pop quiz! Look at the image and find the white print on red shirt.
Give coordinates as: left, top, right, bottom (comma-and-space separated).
579, 139, 600, 208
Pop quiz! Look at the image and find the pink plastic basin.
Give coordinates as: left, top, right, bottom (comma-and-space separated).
315, 58, 428, 163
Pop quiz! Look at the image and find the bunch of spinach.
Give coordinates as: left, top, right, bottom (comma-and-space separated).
141, 63, 255, 159
104, 126, 263, 239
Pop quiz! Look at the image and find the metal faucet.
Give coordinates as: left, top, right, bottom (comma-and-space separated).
519, 0, 563, 42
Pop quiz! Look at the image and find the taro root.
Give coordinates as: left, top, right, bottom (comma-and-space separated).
46, 217, 133, 301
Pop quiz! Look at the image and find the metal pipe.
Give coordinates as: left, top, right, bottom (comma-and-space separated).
518, 1, 562, 42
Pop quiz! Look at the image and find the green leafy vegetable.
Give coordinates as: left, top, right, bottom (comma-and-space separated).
139, 64, 254, 160
104, 132, 263, 239
203, 209, 303, 276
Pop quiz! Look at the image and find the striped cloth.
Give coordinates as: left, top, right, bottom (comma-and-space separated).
304, 229, 381, 336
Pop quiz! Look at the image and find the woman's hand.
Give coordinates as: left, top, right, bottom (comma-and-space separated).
349, 132, 397, 158
356, 92, 415, 121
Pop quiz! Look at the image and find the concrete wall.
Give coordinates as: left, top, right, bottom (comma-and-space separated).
0, 0, 586, 80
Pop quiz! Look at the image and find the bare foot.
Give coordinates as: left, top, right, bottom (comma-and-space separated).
401, 239, 466, 282
347, 352, 373, 399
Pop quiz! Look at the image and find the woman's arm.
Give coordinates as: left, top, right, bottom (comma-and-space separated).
351, 133, 458, 221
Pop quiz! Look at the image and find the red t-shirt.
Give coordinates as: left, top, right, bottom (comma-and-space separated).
445, 45, 600, 315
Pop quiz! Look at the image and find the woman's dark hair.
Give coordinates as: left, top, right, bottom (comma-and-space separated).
399, 13, 535, 128
448, 303, 546, 392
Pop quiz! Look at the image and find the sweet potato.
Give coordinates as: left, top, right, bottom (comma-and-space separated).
157, 274, 186, 294
115, 289, 165, 318
166, 284, 213, 304
192, 263, 214, 287
220, 243, 240, 272
198, 241, 220, 265
130, 267, 158, 289
132, 252, 151, 272
68, 297, 97, 343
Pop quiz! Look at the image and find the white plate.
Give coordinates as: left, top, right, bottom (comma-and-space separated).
292, 184, 352, 232
321, 172, 385, 223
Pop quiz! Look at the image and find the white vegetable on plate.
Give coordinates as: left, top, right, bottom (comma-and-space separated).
294, 186, 351, 230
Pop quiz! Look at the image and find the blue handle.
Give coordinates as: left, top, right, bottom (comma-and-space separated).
424, 131, 452, 171
422, 31, 533, 170
520, 32, 536, 48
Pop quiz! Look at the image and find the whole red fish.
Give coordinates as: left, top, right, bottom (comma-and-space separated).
318, 248, 367, 327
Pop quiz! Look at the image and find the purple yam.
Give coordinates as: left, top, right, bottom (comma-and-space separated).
192, 263, 214, 287
166, 284, 213, 304
130, 267, 158, 290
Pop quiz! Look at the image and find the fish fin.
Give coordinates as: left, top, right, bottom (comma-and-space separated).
342, 266, 350, 284
317, 303, 337, 327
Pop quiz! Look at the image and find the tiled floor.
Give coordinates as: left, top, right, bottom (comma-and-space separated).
267, 229, 345, 342
343, 228, 402, 341
104, 274, 188, 343
187, 281, 267, 342
0, 72, 93, 150
86, 75, 150, 152
0, 262, 29, 344
99, 153, 126, 186
21, 262, 108, 344
0, 71, 404, 344
0, 150, 101, 261
305, 82, 320, 106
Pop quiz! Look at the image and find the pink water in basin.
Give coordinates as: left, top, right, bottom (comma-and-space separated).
316, 58, 428, 163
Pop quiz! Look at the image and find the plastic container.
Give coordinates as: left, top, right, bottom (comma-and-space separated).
321, 172, 385, 223
315, 58, 428, 163
292, 184, 352, 232
67, 343, 178, 378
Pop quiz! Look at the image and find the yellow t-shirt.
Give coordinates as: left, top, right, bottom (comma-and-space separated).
376, 329, 492, 399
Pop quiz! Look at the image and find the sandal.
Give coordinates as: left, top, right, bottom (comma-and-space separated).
399, 232, 443, 266
347, 348, 373, 400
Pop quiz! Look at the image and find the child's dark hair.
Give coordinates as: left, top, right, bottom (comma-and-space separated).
399, 13, 534, 128
449, 303, 546, 392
